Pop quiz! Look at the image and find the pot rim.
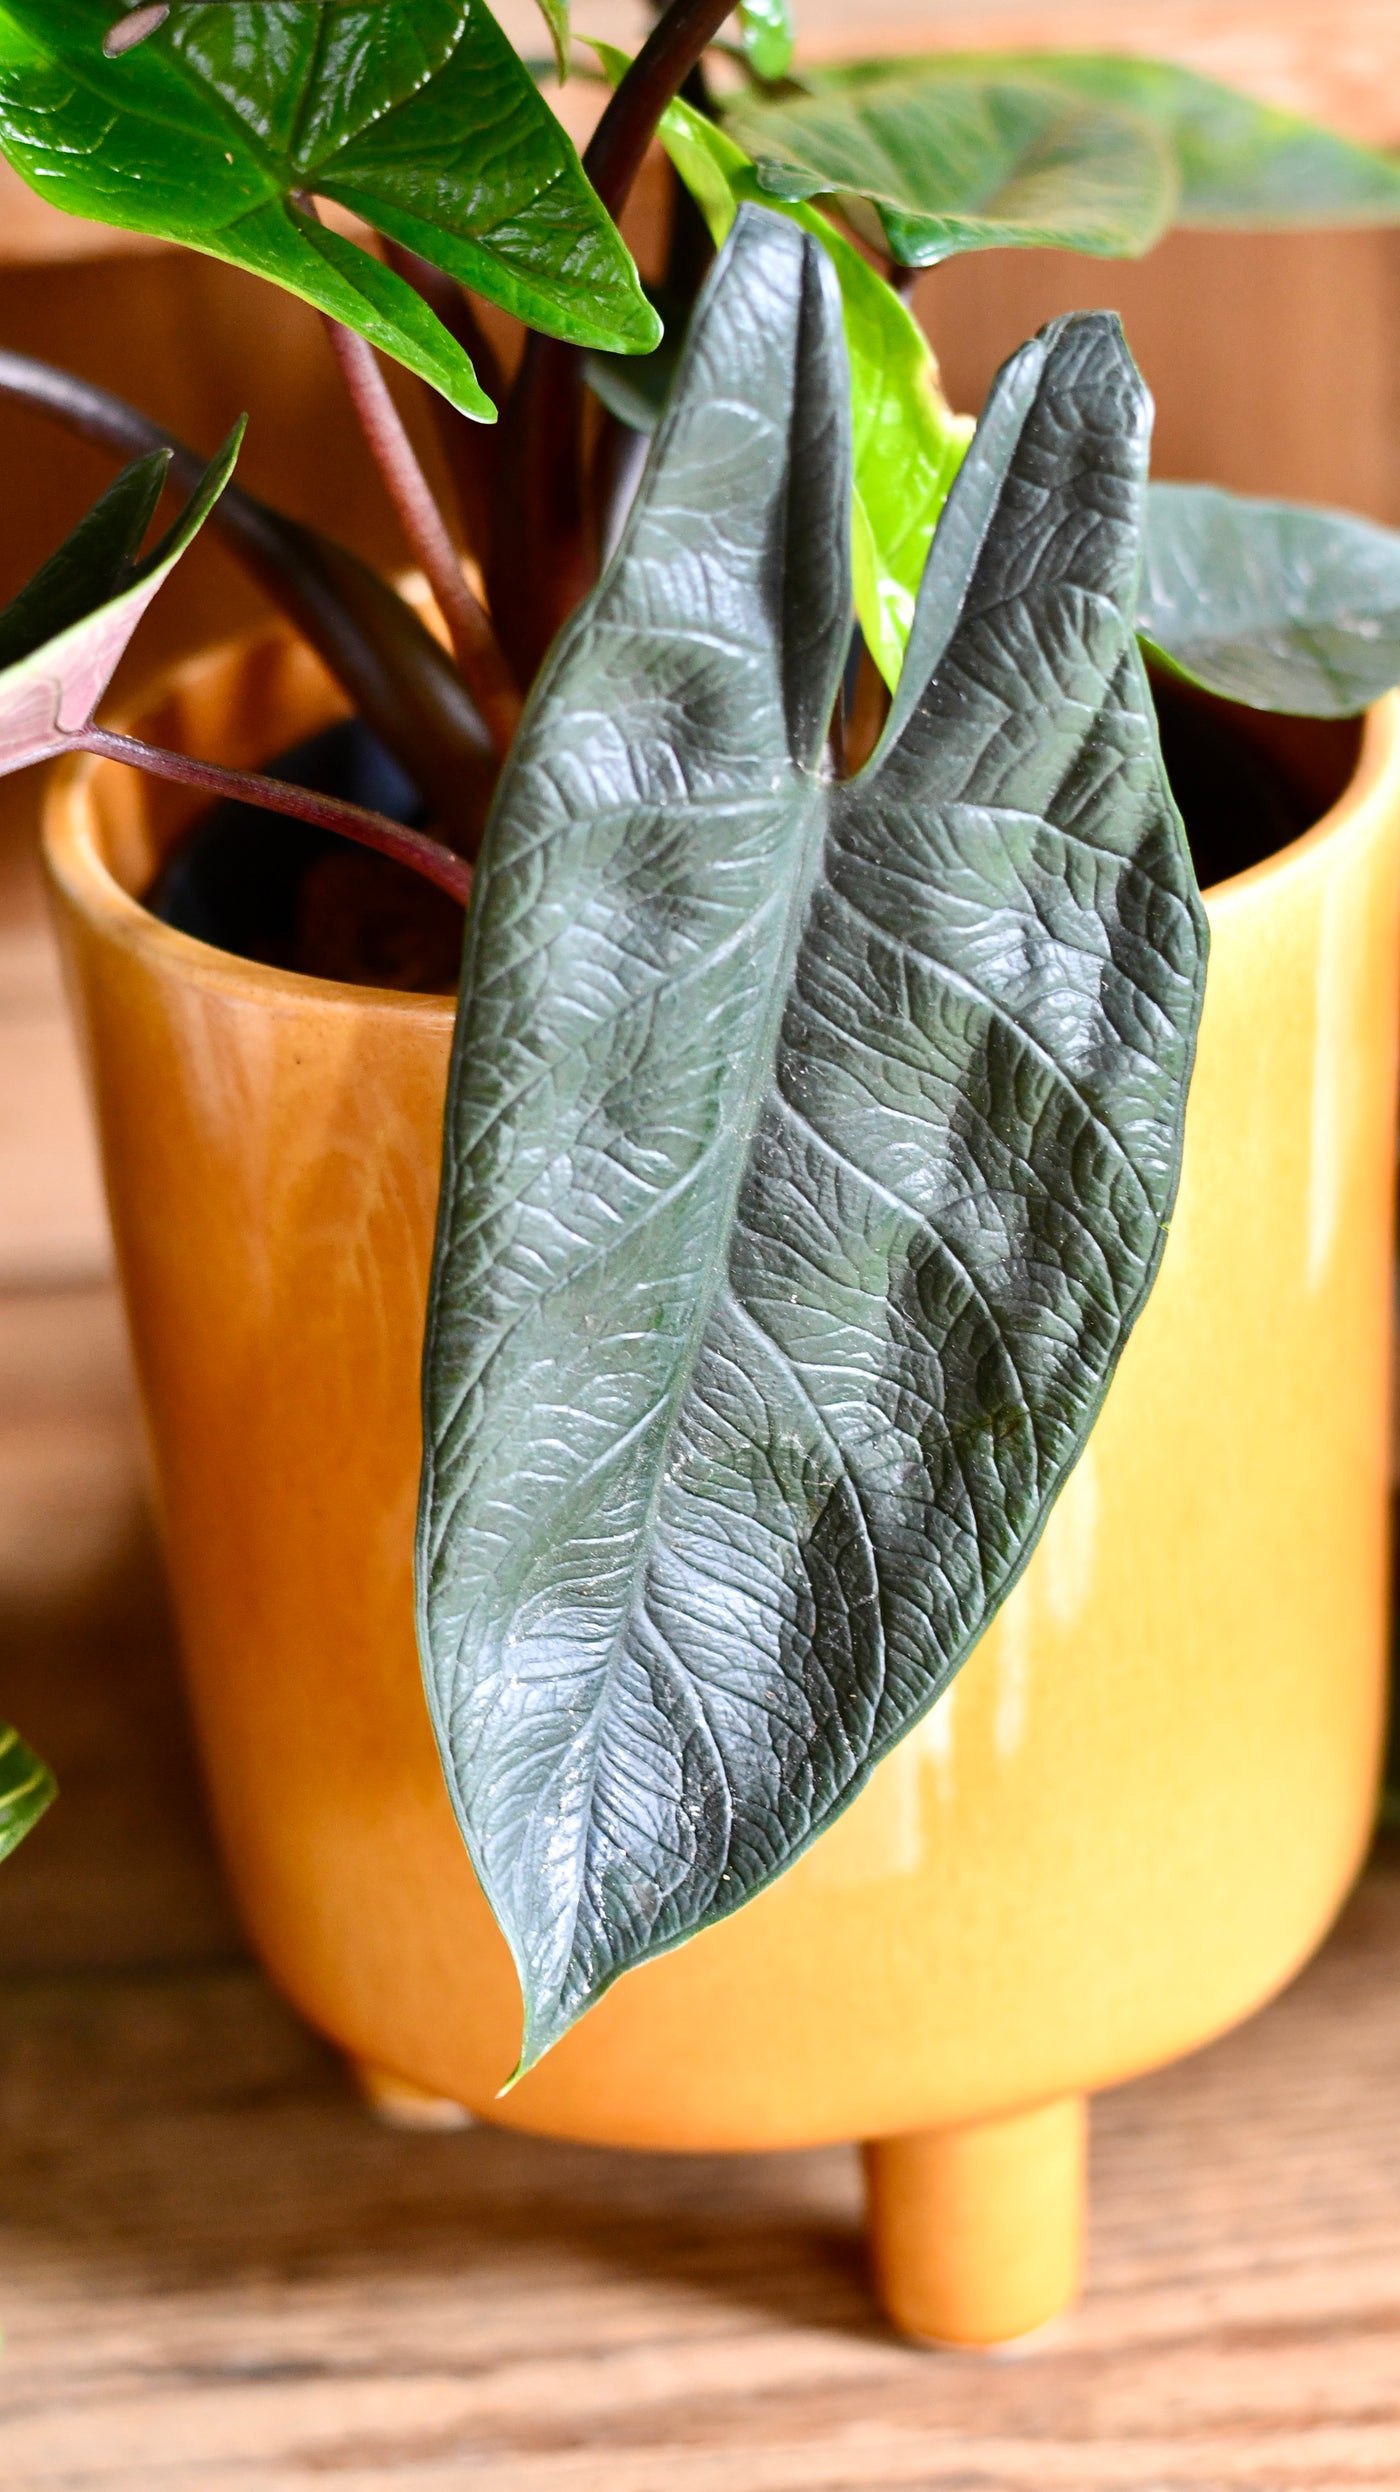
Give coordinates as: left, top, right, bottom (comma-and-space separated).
43, 618, 455, 1027
43, 617, 1400, 1008
1204, 686, 1400, 919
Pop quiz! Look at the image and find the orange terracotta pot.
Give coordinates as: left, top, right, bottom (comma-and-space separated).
43, 624, 1400, 2346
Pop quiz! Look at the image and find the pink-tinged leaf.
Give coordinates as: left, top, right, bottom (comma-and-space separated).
0, 421, 242, 776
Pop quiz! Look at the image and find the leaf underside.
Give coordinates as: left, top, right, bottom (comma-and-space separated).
724, 50, 1400, 263
982, 51, 1400, 227
0, 424, 240, 775
723, 60, 1178, 263
1140, 482, 1400, 716
418, 208, 1208, 2070
0, 1722, 55, 1862
0, 1, 658, 417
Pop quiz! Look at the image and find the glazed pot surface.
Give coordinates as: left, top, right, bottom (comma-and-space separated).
43, 628, 1400, 2153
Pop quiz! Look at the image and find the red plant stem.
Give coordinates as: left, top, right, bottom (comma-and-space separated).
586, 0, 737, 222
489, 0, 739, 684
382, 244, 506, 578
0, 346, 497, 849
70, 728, 473, 907
322, 317, 522, 758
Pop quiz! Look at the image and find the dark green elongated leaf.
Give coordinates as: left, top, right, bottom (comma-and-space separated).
0, 424, 241, 774
418, 208, 1208, 2067
723, 58, 1178, 263
0, 4, 658, 419
984, 52, 1400, 227
738, 0, 794, 82
1139, 482, 1400, 716
0, 1723, 55, 1862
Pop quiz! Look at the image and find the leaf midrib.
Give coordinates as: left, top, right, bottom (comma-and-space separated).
21, 8, 463, 219
522, 772, 828, 2043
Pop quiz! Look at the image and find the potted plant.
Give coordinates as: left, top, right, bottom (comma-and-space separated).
5, 0, 1400, 2346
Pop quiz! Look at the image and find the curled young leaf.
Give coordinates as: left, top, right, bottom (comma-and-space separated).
631, 80, 973, 691
0, 2, 659, 419
0, 424, 241, 775
533, 0, 571, 84
723, 58, 1178, 263
418, 209, 1207, 2067
0, 1722, 55, 1862
1140, 483, 1400, 717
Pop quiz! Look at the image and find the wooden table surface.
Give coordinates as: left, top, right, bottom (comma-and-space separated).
3, 1851, 1400, 2487
2, 1285, 1400, 2489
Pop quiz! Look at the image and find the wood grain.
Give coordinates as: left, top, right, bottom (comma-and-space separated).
0, 1284, 239, 1974
0, 1292, 1398, 2488
1, 1859, 1398, 2487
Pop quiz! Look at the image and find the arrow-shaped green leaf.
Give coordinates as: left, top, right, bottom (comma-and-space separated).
0, 424, 240, 774
0, 1723, 55, 1862
418, 208, 1207, 2068
0, 2, 658, 419
1139, 482, 1400, 716
724, 57, 1178, 263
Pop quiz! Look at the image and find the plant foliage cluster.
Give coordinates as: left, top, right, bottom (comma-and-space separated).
0, 1, 1398, 2060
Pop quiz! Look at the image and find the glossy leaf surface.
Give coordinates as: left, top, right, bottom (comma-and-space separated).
0, 1723, 55, 1862
419, 210, 1207, 2065
0, 427, 239, 774
1139, 483, 1400, 716
724, 58, 1177, 263
0, 2, 657, 418
650, 88, 973, 689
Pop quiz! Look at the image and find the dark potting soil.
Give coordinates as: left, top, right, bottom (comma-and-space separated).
145, 685, 1363, 996
144, 720, 466, 993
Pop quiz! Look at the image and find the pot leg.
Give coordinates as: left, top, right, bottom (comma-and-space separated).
350, 2056, 475, 2131
863, 2094, 1086, 2347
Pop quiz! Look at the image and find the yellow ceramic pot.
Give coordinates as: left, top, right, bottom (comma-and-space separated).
44, 625, 1400, 2346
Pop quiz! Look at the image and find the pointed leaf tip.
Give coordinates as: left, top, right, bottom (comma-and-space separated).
0, 2, 653, 389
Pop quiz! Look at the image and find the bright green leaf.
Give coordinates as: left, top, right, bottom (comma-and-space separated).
0, 3, 658, 422
417, 211, 1206, 2064
632, 77, 974, 689
723, 58, 1178, 263
0, 1723, 55, 1862
738, 0, 794, 83
0, 424, 241, 773
1140, 482, 1400, 716
986, 52, 1400, 227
